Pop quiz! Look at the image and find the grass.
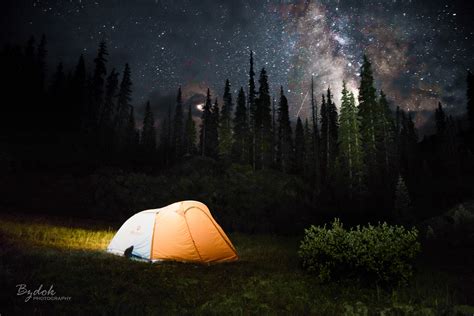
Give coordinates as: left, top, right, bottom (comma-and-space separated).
0, 214, 472, 315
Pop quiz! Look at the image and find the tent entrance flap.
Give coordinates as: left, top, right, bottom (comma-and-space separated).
107, 211, 156, 260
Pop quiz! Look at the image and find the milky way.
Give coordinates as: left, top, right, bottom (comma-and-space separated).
1, 0, 473, 133
276, 0, 473, 131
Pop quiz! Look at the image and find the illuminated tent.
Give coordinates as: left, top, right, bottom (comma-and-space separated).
107, 201, 238, 263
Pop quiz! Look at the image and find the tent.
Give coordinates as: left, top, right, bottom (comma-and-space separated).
107, 201, 238, 263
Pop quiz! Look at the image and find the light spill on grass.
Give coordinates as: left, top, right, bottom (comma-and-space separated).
0, 215, 471, 315
0, 218, 115, 251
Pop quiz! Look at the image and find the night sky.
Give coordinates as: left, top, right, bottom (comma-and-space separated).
2, 0, 474, 133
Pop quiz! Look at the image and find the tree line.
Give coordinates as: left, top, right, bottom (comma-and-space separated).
2, 36, 474, 221
132, 50, 474, 220
1, 37, 140, 162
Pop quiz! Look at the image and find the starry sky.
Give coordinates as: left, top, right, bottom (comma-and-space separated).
1, 0, 473, 134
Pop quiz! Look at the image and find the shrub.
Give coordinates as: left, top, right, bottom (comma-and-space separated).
421, 203, 474, 246
298, 219, 420, 284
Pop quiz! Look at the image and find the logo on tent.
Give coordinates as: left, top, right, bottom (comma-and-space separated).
130, 225, 142, 235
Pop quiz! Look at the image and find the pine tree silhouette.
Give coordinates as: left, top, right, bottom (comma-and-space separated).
141, 101, 156, 155
116, 63, 132, 150
219, 79, 233, 159
88, 41, 108, 136
125, 106, 139, 155
338, 82, 364, 197
276, 86, 293, 172
209, 98, 220, 159
232, 87, 248, 163
72, 54, 87, 131
183, 103, 197, 156
393, 175, 413, 225
248, 50, 257, 169
358, 55, 379, 193
294, 117, 305, 174
310, 76, 321, 193
172, 87, 184, 160
435, 102, 447, 134
256, 68, 272, 169
199, 88, 213, 157
100, 68, 119, 153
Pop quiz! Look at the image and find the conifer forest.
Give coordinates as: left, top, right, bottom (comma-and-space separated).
2, 37, 474, 232
1, 1, 474, 314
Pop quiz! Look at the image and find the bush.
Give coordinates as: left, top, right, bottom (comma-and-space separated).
421, 203, 474, 246
298, 219, 420, 284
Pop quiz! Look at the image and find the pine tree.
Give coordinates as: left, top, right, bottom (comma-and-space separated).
444, 116, 461, 177
338, 82, 364, 196
50, 62, 66, 134
24, 36, 35, 96
434, 108, 461, 183
232, 87, 248, 163
276, 86, 293, 172
327, 87, 339, 167
100, 68, 119, 151
89, 41, 108, 133
210, 98, 220, 159
219, 79, 233, 159
395, 106, 402, 136
141, 101, 156, 154
248, 50, 257, 168
376, 91, 397, 191
303, 118, 313, 175
36, 34, 47, 93
435, 102, 447, 135
199, 88, 213, 157
434, 103, 448, 175
101, 69, 119, 124
358, 55, 378, 187
294, 117, 305, 173
399, 111, 418, 180
24, 36, 35, 86
256, 68, 272, 169
183, 103, 196, 156
172, 87, 184, 159
72, 54, 87, 131
310, 76, 321, 189
320, 88, 338, 184
320, 94, 329, 183
126, 106, 139, 154
272, 97, 277, 166
21, 37, 37, 131
159, 115, 171, 166
116, 63, 132, 149
25, 36, 35, 60
393, 175, 413, 225
50, 62, 65, 101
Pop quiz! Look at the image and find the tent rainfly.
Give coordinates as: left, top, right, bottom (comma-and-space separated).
107, 201, 238, 263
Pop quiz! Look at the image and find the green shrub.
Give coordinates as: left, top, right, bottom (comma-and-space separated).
421, 203, 474, 246
298, 219, 420, 284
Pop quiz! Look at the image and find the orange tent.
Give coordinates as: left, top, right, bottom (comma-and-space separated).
107, 201, 238, 263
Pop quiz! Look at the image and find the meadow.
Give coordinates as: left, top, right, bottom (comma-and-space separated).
0, 214, 473, 315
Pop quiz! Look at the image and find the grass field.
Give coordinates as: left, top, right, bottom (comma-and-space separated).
0, 214, 473, 315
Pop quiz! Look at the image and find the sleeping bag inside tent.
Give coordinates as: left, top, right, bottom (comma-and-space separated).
107, 201, 238, 263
